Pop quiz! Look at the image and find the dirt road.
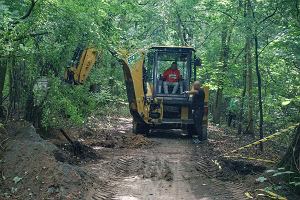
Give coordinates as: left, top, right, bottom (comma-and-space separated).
1, 118, 269, 199
1, 118, 298, 199
83, 118, 248, 200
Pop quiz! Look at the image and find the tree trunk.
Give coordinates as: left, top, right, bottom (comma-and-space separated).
176, 12, 187, 46
279, 125, 300, 172
8, 57, 16, 118
244, 0, 254, 135
213, 88, 223, 124
212, 25, 230, 124
254, 31, 264, 150
238, 64, 247, 134
0, 59, 8, 118
24, 90, 35, 122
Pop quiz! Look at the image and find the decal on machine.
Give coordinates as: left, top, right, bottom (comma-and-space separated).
128, 52, 142, 66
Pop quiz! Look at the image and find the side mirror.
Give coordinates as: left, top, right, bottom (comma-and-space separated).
194, 57, 202, 67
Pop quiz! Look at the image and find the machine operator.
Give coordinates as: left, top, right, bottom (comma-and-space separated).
158, 62, 183, 94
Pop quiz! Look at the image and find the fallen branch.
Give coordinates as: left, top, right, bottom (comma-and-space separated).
59, 129, 83, 156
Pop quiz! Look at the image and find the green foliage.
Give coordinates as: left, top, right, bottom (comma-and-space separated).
0, 0, 131, 128
39, 75, 122, 128
264, 167, 300, 194
41, 77, 85, 128
0, 1, 16, 55
0, 0, 299, 131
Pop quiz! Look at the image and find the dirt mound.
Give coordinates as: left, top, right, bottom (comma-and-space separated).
123, 134, 154, 148
221, 159, 266, 175
0, 126, 96, 200
54, 143, 101, 165
79, 116, 155, 149
215, 158, 267, 182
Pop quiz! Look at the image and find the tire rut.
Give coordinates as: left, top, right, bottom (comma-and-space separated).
86, 132, 248, 200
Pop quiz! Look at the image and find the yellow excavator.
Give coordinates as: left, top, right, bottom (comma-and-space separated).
65, 46, 209, 140
64, 46, 98, 84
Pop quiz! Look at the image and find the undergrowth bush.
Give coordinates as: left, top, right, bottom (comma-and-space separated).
39, 77, 125, 129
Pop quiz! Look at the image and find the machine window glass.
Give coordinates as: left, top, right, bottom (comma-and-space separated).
156, 52, 189, 95
157, 52, 188, 80
145, 52, 154, 82
144, 51, 155, 95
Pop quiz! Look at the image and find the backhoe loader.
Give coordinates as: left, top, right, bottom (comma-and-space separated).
64, 46, 209, 140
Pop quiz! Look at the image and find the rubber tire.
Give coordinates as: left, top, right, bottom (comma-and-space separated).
132, 121, 150, 135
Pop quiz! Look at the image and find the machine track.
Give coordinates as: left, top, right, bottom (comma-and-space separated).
84, 128, 247, 200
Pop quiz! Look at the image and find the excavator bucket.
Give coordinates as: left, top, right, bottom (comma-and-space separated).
64, 47, 98, 84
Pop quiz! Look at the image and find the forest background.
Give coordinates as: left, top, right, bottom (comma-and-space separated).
0, 0, 299, 138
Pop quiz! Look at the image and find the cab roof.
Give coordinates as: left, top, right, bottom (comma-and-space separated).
150, 46, 196, 52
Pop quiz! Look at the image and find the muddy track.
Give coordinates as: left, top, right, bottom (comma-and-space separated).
83, 126, 247, 200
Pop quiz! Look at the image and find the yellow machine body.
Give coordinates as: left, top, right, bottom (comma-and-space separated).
119, 46, 209, 138
64, 45, 209, 138
64, 48, 98, 84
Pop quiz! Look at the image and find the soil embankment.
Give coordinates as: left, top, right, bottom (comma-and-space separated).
0, 124, 97, 199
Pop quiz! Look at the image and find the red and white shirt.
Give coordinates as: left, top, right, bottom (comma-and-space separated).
163, 69, 180, 82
